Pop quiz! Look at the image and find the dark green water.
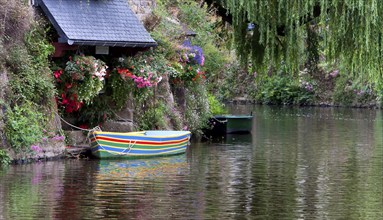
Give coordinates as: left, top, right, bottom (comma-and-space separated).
1, 106, 382, 219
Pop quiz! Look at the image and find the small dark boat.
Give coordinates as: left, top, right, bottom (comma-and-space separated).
207, 115, 253, 135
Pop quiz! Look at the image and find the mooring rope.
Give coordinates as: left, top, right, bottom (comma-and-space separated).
211, 116, 228, 124
56, 112, 96, 132
56, 112, 136, 156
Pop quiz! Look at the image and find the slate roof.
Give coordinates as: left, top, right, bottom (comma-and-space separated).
37, 0, 156, 47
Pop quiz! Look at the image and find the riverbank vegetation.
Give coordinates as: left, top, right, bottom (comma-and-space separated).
0, 1, 65, 164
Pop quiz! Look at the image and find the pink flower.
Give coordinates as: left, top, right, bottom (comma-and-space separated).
52, 135, 65, 141
31, 145, 42, 153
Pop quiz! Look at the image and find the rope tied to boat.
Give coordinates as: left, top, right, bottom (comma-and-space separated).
56, 112, 137, 156
211, 116, 227, 124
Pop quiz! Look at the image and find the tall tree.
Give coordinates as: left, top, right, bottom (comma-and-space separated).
218, 0, 383, 83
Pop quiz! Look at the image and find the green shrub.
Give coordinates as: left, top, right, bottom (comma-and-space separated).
184, 82, 211, 134
136, 102, 167, 130
6, 23, 55, 105
256, 75, 315, 105
333, 75, 376, 106
0, 149, 11, 165
216, 61, 256, 100
208, 93, 227, 115
5, 102, 44, 153
332, 75, 355, 105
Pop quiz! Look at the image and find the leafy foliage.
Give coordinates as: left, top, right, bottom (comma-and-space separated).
1, 10, 59, 158
255, 74, 315, 105
221, 0, 383, 84
5, 102, 44, 153
332, 74, 376, 106
184, 82, 211, 134
107, 68, 134, 110
208, 93, 227, 115
216, 61, 257, 101
151, 0, 231, 86
0, 149, 11, 165
136, 102, 167, 130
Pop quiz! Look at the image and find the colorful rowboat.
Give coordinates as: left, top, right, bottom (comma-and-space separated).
89, 130, 191, 159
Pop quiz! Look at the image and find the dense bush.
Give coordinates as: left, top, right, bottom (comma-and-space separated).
332, 74, 376, 106
5, 102, 44, 154
255, 74, 316, 105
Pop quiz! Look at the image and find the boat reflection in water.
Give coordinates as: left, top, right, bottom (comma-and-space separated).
96, 154, 188, 179
92, 154, 190, 218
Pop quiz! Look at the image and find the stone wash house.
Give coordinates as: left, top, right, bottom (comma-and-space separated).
33, 0, 158, 143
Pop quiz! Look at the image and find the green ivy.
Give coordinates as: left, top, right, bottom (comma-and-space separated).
5, 102, 44, 153
0, 149, 11, 165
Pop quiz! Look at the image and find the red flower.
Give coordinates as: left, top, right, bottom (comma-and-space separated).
61, 94, 69, 105
74, 101, 83, 111
192, 71, 206, 82
54, 70, 62, 79
117, 68, 133, 78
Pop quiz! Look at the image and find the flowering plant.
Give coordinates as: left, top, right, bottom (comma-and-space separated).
170, 40, 206, 83
116, 67, 159, 88
53, 55, 107, 113
115, 53, 164, 89
107, 51, 168, 109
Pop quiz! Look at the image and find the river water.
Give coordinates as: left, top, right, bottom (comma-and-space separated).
0, 106, 382, 219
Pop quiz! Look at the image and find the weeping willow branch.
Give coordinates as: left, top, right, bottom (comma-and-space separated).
220, 0, 383, 83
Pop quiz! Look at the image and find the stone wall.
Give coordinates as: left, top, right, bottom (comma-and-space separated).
127, 0, 156, 21
103, 98, 135, 132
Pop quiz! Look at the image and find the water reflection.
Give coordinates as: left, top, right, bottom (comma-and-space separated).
97, 155, 188, 178
0, 106, 382, 219
90, 155, 191, 219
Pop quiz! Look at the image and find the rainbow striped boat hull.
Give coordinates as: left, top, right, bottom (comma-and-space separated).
89, 130, 191, 159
